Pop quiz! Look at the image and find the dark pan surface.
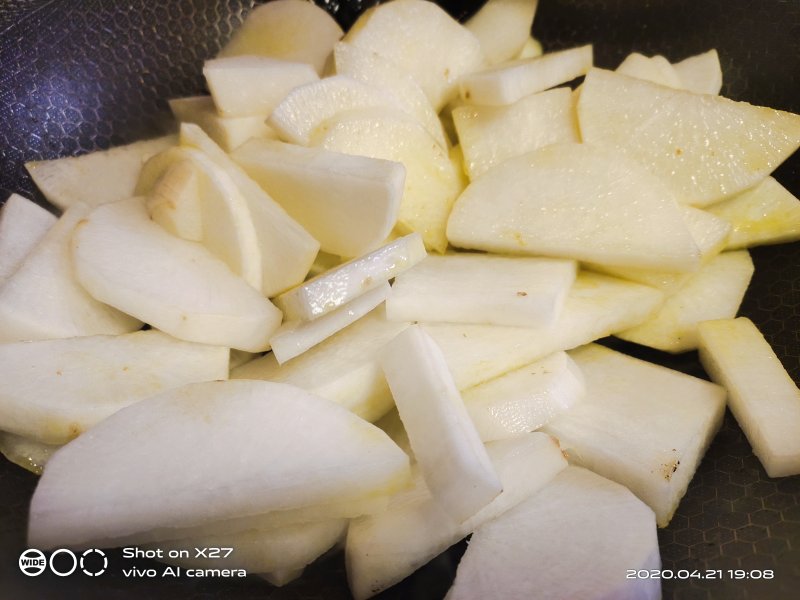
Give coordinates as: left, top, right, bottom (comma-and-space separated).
0, 1, 799, 598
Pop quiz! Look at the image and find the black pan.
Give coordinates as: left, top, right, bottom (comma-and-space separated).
0, 1, 798, 598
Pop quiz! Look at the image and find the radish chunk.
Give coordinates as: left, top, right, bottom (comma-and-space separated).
71, 198, 281, 352
447, 143, 700, 272
270, 283, 390, 365
28, 380, 411, 550
386, 254, 576, 327
424, 271, 663, 391
233, 306, 408, 422
459, 45, 593, 106
0, 330, 228, 444
346, 433, 567, 600
578, 68, 800, 206
453, 87, 579, 180
697, 318, 800, 477
463, 352, 585, 442
275, 233, 425, 322
0, 203, 141, 343
379, 326, 502, 523
232, 138, 404, 257
140, 152, 204, 241
616, 52, 682, 88
673, 49, 723, 95
616, 250, 754, 353
203, 56, 319, 118
0, 432, 60, 475
465, 0, 539, 66
447, 466, 660, 600
0, 194, 56, 283
543, 344, 726, 526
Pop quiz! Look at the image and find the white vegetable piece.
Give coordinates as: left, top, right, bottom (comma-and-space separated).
314, 107, 464, 253
332, 42, 448, 148
149, 518, 347, 574
0, 330, 228, 444
268, 75, 406, 146
386, 253, 576, 327
424, 271, 663, 390
698, 317, 800, 477
578, 68, 800, 206
0, 203, 141, 343
465, 0, 539, 66
28, 380, 411, 550
379, 326, 502, 523
0, 193, 56, 283
343, 0, 484, 110
270, 283, 390, 365
543, 344, 726, 526
274, 233, 426, 321
617, 250, 754, 353
217, 0, 343, 75
459, 45, 593, 106
169, 96, 278, 152
204, 56, 319, 118
447, 466, 660, 600
616, 52, 682, 88
447, 143, 700, 272
232, 138, 403, 257
25, 135, 176, 210
453, 87, 579, 180
706, 176, 800, 249
233, 306, 408, 422
673, 49, 723, 95
141, 153, 204, 241
0, 432, 60, 475
346, 432, 567, 600
71, 197, 281, 352
463, 351, 585, 442
180, 123, 319, 296
516, 36, 543, 59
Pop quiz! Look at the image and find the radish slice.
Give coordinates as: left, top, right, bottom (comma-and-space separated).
0, 193, 56, 283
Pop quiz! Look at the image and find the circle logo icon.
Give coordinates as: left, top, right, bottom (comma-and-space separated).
80, 548, 108, 576
18, 549, 47, 576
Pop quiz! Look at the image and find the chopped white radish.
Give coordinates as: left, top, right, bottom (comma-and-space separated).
180, 123, 319, 296
673, 49, 723, 95
271, 283, 390, 364
231, 138, 403, 257
465, 0, 539, 66
149, 518, 347, 574
71, 197, 281, 352
332, 42, 447, 148
28, 380, 410, 550
233, 306, 408, 422
217, 0, 343, 75
459, 45, 593, 106
698, 317, 800, 477
379, 326, 502, 523
447, 143, 700, 271
463, 351, 585, 442
141, 153, 204, 241
274, 233, 425, 321
616, 250, 753, 352
25, 135, 176, 210
543, 344, 726, 526
616, 52, 682, 88
268, 75, 406, 146
343, 0, 484, 110
0, 203, 141, 343
374, 409, 414, 460
204, 56, 319, 118
307, 250, 344, 279
578, 68, 800, 206
0, 194, 56, 283
0, 329, 228, 444
346, 432, 566, 599
447, 466, 660, 600
516, 36, 543, 59
423, 271, 663, 391
385, 253, 576, 327
706, 176, 800, 249
314, 107, 464, 253
453, 87, 579, 179
169, 96, 278, 152
0, 432, 60, 475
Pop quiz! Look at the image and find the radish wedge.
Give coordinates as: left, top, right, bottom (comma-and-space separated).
673, 49, 722, 95
465, 0, 539, 66
0, 194, 56, 283
0, 432, 60, 475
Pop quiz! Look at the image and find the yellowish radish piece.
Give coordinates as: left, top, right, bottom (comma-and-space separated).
673, 49, 723, 95
0, 432, 60, 475
465, 0, 539, 66
0, 193, 56, 283
616, 52, 682, 88
516, 36, 543, 59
